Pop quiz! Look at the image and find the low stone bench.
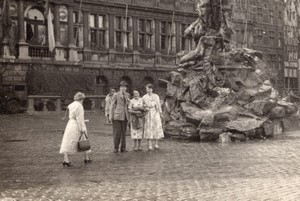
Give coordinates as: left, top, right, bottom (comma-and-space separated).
85, 95, 106, 111
27, 95, 62, 115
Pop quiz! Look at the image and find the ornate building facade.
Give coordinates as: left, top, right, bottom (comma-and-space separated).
231, 0, 286, 93
0, 0, 197, 100
283, 0, 300, 93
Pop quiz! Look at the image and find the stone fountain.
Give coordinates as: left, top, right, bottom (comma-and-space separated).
162, 0, 298, 142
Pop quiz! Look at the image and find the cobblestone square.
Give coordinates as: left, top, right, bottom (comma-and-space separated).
1, 112, 300, 201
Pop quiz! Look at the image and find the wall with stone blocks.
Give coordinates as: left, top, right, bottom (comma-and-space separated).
0, 62, 168, 97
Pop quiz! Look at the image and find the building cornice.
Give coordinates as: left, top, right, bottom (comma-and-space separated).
73, 0, 197, 19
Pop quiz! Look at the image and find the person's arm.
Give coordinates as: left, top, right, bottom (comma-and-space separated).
76, 105, 87, 134
142, 96, 149, 111
62, 107, 69, 120
128, 101, 142, 114
156, 94, 163, 117
128, 100, 133, 113
105, 95, 110, 116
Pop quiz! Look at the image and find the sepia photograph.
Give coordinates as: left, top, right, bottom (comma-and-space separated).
0, 0, 300, 200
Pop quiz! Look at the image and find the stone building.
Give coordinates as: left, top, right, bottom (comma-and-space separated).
0, 0, 197, 104
283, 0, 300, 93
231, 0, 286, 93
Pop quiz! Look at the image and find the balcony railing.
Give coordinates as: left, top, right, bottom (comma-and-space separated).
140, 54, 155, 64
81, 49, 177, 67
29, 45, 54, 58
161, 54, 176, 65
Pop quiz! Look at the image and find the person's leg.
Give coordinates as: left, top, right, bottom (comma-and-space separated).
148, 139, 153, 150
133, 139, 137, 151
113, 120, 122, 152
64, 153, 70, 163
120, 120, 127, 152
137, 139, 142, 151
84, 150, 93, 164
63, 153, 72, 167
154, 139, 159, 149
85, 150, 92, 160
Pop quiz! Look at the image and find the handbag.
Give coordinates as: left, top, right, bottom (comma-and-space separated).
78, 132, 91, 152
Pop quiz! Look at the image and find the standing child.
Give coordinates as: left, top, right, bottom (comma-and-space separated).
105, 88, 116, 124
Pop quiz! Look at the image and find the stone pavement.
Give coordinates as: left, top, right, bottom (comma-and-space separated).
1, 112, 300, 201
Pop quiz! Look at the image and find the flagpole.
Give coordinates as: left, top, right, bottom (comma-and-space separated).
168, 9, 175, 56
123, 4, 128, 53
242, 0, 248, 48
74, 0, 83, 48
47, 8, 55, 52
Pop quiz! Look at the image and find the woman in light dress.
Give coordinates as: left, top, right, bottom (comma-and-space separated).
59, 92, 92, 167
128, 90, 145, 151
142, 84, 164, 150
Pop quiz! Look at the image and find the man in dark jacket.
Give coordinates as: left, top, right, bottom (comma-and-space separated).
109, 81, 130, 153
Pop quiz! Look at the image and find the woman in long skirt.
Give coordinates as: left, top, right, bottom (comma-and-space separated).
59, 92, 92, 167
128, 90, 145, 151
142, 84, 164, 150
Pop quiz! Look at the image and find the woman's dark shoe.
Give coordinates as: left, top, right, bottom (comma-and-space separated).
84, 159, 93, 164
62, 162, 72, 167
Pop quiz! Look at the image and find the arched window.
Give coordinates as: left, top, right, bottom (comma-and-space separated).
142, 76, 154, 86
95, 75, 109, 95
139, 76, 154, 95
59, 5, 68, 46
25, 7, 46, 45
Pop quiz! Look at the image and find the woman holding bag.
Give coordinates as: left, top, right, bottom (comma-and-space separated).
59, 92, 92, 167
128, 90, 145, 151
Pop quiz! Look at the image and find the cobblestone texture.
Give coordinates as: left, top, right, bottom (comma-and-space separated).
1, 112, 300, 200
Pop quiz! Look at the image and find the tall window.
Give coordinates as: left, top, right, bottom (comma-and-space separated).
269, 10, 274, 24
115, 16, 132, 51
257, 8, 263, 22
269, 31, 275, 46
180, 24, 192, 51
25, 8, 45, 45
161, 21, 175, 54
255, 29, 263, 44
138, 19, 154, 52
278, 32, 283, 47
73, 11, 83, 47
89, 14, 108, 50
59, 6, 68, 46
285, 69, 298, 92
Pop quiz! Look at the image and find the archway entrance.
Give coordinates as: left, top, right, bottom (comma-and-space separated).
141, 76, 154, 95
120, 76, 132, 95
95, 75, 109, 109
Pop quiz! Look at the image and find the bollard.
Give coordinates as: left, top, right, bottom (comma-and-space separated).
26, 97, 35, 114
56, 98, 62, 113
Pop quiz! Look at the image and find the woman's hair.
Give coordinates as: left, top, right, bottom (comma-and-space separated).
74, 92, 85, 101
133, 89, 141, 95
145, 84, 154, 91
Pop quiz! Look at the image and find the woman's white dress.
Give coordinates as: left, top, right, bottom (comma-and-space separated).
142, 93, 164, 140
59, 101, 87, 154
128, 98, 144, 139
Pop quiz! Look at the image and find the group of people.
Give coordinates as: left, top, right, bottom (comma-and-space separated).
59, 81, 164, 167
